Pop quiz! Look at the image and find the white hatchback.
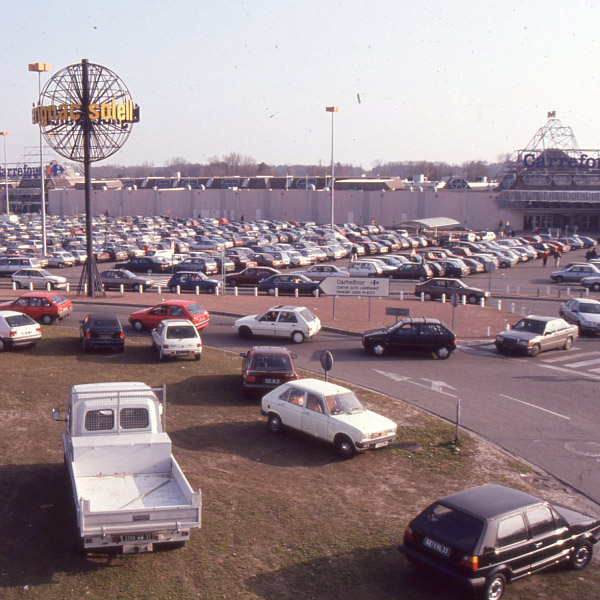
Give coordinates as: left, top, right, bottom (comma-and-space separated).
261, 378, 397, 457
0, 310, 42, 351
151, 318, 202, 360
233, 305, 321, 344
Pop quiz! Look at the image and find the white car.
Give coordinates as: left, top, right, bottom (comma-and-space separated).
348, 260, 384, 277
11, 268, 68, 290
0, 310, 42, 351
233, 305, 321, 344
261, 378, 397, 458
560, 298, 600, 335
151, 318, 202, 360
45, 251, 76, 268
295, 264, 350, 281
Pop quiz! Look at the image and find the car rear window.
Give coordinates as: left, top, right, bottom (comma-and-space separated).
185, 303, 205, 316
92, 318, 120, 327
166, 326, 197, 339
415, 503, 484, 553
50, 294, 68, 304
299, 308, 316, 322
6, 314, 36, 327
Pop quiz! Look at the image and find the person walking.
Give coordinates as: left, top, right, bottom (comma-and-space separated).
541, 250, 549, 267
553, 248, 561, 268
350, 245, 358, 263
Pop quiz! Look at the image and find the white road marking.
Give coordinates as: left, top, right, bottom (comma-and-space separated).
563, 357, 600, 368
372, 369, 457, 397
537, 362, 600, 382
499, 394, 570, 420
540, 350, 591, 363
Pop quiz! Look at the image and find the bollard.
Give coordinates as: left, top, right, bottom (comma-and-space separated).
485, 326, 490, 337
506, 285, 510, 294
11, 281, 16, 290
567, 287, 570, 296
254, 287, 258, 296
462, 295, 466, 305
480, 297, 485, 308
294, 288, 299, 298
420, 292, 424, 302
497, 299, 502, 311
399, 290, 403, 301
234, 286, 238, 297
157, 285, 162, 295
274, 287, 279, 297
139, 284, 144, 294
29, 282, 34, 290
520, 306, 526, 316
586, 288, 590, 297
516, 286, 520, 295
119, 284, 124, 294
315, 289, 319, 298
505, 323, 510, 331
215, 285, 220, 296
546, 286, 550, 295
510, 303, 515, 314
176, 285, 181, 295
557, 289, 561, 298
46, 282, 51, 291
441, 293, 446, 304
66, 283, 70, 292
195, 286, 200, 295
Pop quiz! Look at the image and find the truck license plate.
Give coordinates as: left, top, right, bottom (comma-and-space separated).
122, 533, 154, 542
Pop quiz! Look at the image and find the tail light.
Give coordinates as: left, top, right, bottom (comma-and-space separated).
403, 526, 414, 542
9, 330, 17, 338
119, 332, 125, 339
245, 376, 257, 383
460, 555, 478, 570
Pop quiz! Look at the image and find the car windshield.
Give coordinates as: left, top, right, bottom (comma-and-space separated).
512, 318, 546, 334
415, 503, 483, 552
579, 304, 600, 314
326, 391, 364, 415
166, 326, 197, 338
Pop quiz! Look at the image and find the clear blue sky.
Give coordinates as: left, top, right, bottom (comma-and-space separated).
2, 0, 599, 170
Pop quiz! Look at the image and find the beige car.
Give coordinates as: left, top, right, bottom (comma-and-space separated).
495, 315, 578, 357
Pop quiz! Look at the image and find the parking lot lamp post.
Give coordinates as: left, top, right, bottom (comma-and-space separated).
325, 106, 339, 227
28, 62, 51, 256
0, 132, 8, 215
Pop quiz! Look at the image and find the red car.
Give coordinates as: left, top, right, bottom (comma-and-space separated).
128, 299, 210, 331
0, 291, 73, 325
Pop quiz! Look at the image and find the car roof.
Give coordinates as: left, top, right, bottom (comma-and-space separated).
399, 317, 443, 325
250, 346, 293, 356
158, 299, 199, 306
286, 377, 349, 394
267, 305, 308, 311
0, 310, 31, 318
520, 315, 560, 323
86, 312, 121, 320
162, 319, 196, 327
439, 484, 544, 520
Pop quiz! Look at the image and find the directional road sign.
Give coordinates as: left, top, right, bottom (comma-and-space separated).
319, 276, 389, 297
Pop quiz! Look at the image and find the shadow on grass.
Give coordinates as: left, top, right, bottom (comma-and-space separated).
245, 545, 468, 600
167, 374, 249, 406
171, 420, 341, 467
0, 463, 115, 589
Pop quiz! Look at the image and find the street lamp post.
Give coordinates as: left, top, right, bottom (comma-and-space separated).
29, 62, 51, 256
325, 106, 339, 228
0, 132, 8, 215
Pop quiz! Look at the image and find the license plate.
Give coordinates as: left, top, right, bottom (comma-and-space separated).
374, 441, 389, 448
265, 378, 281, 384
424, 537, 450, 556
176, 350, 191, 355
122, 533, 154, 542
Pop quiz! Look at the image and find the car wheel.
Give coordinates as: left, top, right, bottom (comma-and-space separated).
435, 345, 452, 360
0, 339, 4, 352
530, 343, 541, 357
238, 326, 253, 339
467, 294, 478, 304
131, 320, 144, 332
424, 292, 433, 301
170, 286, 178, 293
267, 413, 283, 434
41, 314, 53, 325
311, 288, 319, 297
58, 262, 64, 268
555, 275, 564, 283
563, 336, 574, 350
267, 288, 276, 296
335, 435, 355, 459
291, 331, 305, 344
570, 541, 593, 570
592, 283, 600, 291
480, 573, 506, 600
372, 342, 387, 356
146, 269, 153, 275
229, 279, 238, 287
208, 286, 215, 294
194, 352, 201, 361
15, 281, 22, 289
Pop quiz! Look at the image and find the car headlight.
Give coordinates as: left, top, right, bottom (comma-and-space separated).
496, 335, 504, 342
517, 339, 529, 346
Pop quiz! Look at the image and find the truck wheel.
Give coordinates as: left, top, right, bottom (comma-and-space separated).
131, 320, 143, 331
570, 541, 593, 570
268, 413, 283, 433
481, 573, 506, 600
563, 336, 574, 350
335, 435, 355, 459
41, 314, 53, 325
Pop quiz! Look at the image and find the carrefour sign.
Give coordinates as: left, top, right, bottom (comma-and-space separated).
520, 152, 600, 170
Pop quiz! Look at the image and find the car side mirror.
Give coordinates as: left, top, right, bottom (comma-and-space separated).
291, 354, 297, 359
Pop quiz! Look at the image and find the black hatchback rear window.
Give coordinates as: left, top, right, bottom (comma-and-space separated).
415, 503, 484, 553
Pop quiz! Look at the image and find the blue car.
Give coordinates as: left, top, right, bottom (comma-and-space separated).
167, 271, 222, 294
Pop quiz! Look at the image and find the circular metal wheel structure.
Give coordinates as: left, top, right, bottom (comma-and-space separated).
37, 62, 137, 163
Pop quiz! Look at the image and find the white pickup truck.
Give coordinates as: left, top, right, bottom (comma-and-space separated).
52, 381, 201, 553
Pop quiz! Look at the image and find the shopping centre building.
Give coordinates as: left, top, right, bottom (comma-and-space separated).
6, 115, 600, 233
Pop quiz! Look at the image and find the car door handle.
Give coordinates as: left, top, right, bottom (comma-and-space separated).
534, 541, 543, 548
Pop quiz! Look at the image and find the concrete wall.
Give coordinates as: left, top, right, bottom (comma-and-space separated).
48, 187, 525, 230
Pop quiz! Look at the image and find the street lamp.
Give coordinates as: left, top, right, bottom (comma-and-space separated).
29, 62, 51, 256
325, 106, 339, 227
0, 132, 8, 215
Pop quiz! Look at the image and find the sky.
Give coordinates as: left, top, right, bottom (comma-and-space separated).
2, 0, 600, 171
